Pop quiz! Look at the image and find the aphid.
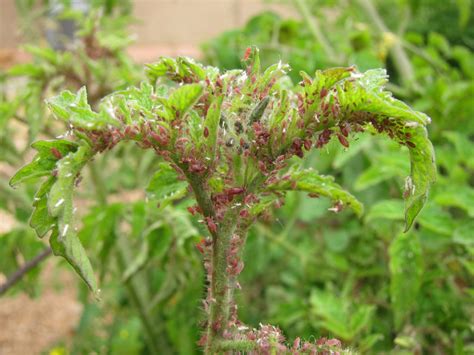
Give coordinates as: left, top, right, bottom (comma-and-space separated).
74, 175, 83, 187
239, 209, 249, 218
293, 337, 301, 350
303, 139, 312, 150
243, 193, 257, 205
150, 131, 168, 145
292, 138, 303, 149
240, 138, 250, 150
187, 206, 197, 216
297, 119, 305, 129
203, 126, 209, 138
275, 155, 285, 164
227, 187, 245, 196
51, 148, 62, 159
189, 163, 206, 174
219, 114, 228, 129
328, 201, 343, 213
205, 217, 218, 234
225, 138, 235, 147
340, 123, 350, 137
195, 239, 206, 254
234, 121, 244, 134
244, 47, 252, 61
406, 141, 416, 148
319, 88, 328, 99
337, 133, 349, 148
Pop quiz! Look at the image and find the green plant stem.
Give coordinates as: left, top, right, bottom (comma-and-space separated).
356, 0, 416, 86
205, 209, 240, 352
214, 339, 256, 352
0, 247, 52, 296
186, 173, 242, 353
292, 0, 340, 63
116, 236, 161, 355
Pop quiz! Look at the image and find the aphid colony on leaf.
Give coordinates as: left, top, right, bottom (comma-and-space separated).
11, 46, 435, 353
44, 46, 431, 240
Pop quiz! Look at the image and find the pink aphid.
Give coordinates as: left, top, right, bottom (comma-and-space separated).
244, 47, 252, 61
51, 148, 62, 159
239, 209, 249, 218
195, 238, 206, 254
205, 217, 218, 234
337, 133, 349, 148
227, 187, 245, 196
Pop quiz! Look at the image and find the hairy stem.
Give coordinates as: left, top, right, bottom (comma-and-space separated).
186, 173, 244, 353
205, 209, 240, 353
214, 339, 256, 352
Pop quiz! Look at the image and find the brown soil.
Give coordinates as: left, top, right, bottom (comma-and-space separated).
0, 261, 81, 355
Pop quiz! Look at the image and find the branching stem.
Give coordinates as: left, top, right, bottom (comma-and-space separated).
0, 247, 52, 296
356, 0, 416, 86
292, 0, 340, 63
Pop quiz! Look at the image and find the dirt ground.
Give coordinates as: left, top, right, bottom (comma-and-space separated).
0, 261, 82, 355
0, 44, 180, 355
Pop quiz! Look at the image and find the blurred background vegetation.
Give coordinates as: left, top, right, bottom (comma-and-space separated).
0, 0, 473, 354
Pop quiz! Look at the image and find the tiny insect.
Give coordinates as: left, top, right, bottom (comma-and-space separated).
234, 121, 244, 134
205, 217, 218, 234
319, 88, 328, 99
51, 148, 62, 159
195, 239, 206, 254
244, 47, 252, 61
187, 206, 197, 216
226, 138, 235, 147
337, 133, 349, 148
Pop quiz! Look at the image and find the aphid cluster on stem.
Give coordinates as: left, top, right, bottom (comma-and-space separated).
34, 46, 434, 355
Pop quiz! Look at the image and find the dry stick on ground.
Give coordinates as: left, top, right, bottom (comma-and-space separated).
0, 247, 52, 296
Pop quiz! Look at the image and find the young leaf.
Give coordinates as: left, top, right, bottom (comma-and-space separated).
30, 177, 56, 237
204, 97, 223, 161
46, 145, 98, 294
9, 140, 78, 186
403, 126, 436, 231
146, 56, 216, 84
267, 169, 363, 216
167, 84, 203, 118
48, 87, 120, 129
146, 162, 188, 204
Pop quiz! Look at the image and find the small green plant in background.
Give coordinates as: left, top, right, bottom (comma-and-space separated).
11, 47, 435, 353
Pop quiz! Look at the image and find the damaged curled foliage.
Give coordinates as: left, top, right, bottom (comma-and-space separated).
11, 47, 435, 353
